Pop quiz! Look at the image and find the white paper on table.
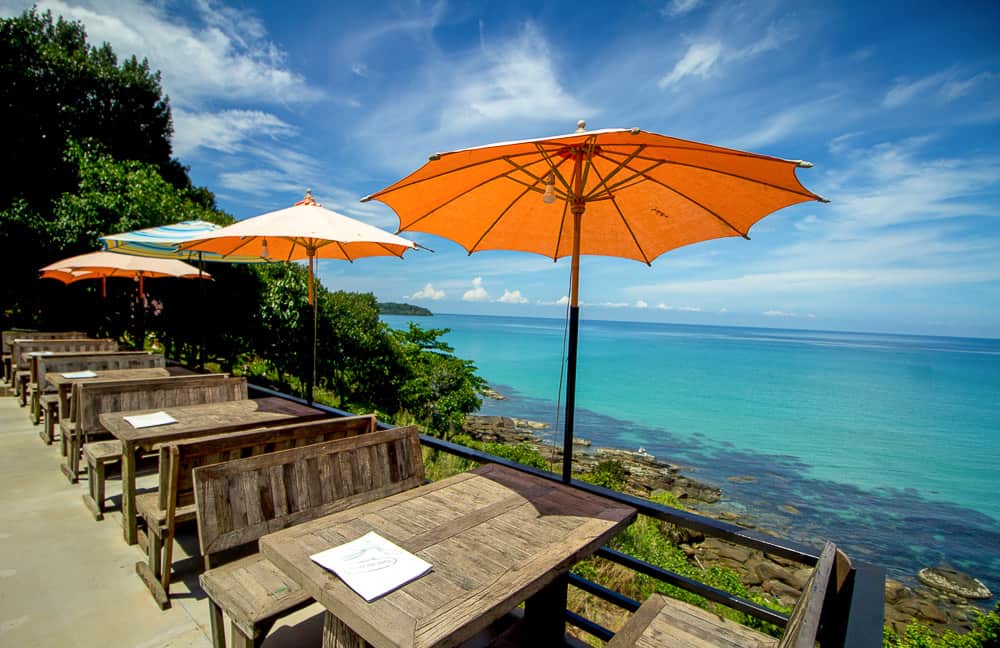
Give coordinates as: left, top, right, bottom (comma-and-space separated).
122, 411, 178, 429
60, 370, 98, 379
310, 531, 432, 602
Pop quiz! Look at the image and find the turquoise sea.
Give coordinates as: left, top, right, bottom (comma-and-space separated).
382, 313, 1000, 593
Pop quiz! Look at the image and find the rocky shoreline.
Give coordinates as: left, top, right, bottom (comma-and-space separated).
463, 412, 993, 636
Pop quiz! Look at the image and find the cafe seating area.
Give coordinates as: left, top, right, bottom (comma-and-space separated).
0, 329, 884, 647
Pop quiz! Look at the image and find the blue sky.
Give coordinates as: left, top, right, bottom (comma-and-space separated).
5, 0, 1000, 338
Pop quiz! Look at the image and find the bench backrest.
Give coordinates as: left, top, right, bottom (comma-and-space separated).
778, 541, 838, 648
15, 338, 118, 371
73, 374, 245, 435
160, 414, 376, 513
4, 330, 86, 352
37, 352, 165, 388
193, 425, 423, 557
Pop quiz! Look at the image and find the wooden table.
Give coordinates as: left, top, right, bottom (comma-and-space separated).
101, 397, 327, 545
260, 463, 638, 648
47, 367, 172, 419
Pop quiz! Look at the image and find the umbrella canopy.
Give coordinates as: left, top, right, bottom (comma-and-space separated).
40, 251, 211, 296
365, 121, 826, 482
100, 220, 268, 263
179, 190, 416, 304
178, 190, 418, 403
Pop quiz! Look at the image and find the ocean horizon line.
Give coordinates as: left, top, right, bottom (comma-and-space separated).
425, 310, 1000, 344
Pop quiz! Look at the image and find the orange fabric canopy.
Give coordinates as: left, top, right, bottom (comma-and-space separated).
364, 125, 825, 263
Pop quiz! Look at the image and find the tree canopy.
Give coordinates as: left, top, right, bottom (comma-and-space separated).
0, 7, 486, 434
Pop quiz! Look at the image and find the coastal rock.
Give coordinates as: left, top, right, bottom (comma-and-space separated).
918, 567, 993, 600
779, 503, 801, 515
572, 437, 592, 447
481, 387, 507, 400
762, 579, 801, 607
727, 475, 758, 483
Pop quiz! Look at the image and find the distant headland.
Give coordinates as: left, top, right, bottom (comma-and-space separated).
378, 302, 433, 316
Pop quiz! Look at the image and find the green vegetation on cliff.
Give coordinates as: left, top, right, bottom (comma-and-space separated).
378, 302, 433, 316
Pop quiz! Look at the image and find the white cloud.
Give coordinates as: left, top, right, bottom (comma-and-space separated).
463, 277, 489, 302
357, 21, 592, 170
408, 283, 445, 300
27, 0, 321, 108
663, 0, 702, 16
764, 309, 796, 317
442, 23, 591, 131
172, 109, 297, 157
880, 69, 995, 109
601, 302, 630, 308
635, 300, 649, 308
658, 42, 723, 88
884, 72, 951, 108
497, 289, 528, 304
678, 305, 702, 312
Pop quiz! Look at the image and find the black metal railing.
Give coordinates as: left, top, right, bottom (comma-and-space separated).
247, 383, 885, 646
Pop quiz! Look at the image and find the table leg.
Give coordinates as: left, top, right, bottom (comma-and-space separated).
524, 572, 568, 645
322, 612, 371, 648
122, 442, 138, 545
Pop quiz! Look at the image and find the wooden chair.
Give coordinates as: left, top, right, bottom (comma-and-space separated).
60, 374, 244, 484
194, 426, 424, 648
607, 542, 840, 648
135, 414, 376, 608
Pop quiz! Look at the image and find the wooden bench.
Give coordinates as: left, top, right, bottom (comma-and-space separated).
195, 425, 424, 648
60, 374, 245, 484
3, 330, 85, 384
607, 542, 840, 648
32, 352, 165, 441
12, 338, 118, 405
135, 414, 376, 607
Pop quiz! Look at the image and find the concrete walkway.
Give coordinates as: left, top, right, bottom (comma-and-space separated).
0, 391, 324, 647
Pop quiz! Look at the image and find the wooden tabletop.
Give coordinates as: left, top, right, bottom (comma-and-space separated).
260, 463, 637, 648
100, 396, 327, 446
46, 367, 171, 389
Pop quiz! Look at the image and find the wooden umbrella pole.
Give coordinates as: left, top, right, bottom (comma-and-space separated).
562, 145, 587, 484
562, 203, 584, 483
307, 250, 317, 404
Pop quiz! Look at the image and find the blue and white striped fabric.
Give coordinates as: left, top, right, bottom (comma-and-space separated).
100, 220, 269, 263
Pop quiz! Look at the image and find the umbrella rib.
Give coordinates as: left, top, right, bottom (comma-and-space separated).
326, 240, 349, 263
591, 153, 668, 197
468, 184, 534, 255
655, 177, 749, 238
583, 145, 647, 201
373, 241, 409, 258
535, 144, 574, 196
601, 149, 820, 200
364, 147, 570, 201
590, 163, 652, 265
401, 173, 515, 231
552, 190, 572, 260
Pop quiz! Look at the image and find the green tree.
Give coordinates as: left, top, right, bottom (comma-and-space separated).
390, 324, 486, 433
0, 8, 179, 213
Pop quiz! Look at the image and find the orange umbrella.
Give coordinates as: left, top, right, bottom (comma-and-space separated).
40, 251, 211, 297
178, 190, 417, 403
365, 121, 827, 482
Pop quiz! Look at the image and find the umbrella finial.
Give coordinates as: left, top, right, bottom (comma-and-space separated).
576, 120, 586, 132
296, 189, 321, 207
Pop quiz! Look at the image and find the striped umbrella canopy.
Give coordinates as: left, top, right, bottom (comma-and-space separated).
100, 220, 268, 263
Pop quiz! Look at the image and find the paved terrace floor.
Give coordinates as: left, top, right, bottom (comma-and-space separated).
0, 391, 325, 647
